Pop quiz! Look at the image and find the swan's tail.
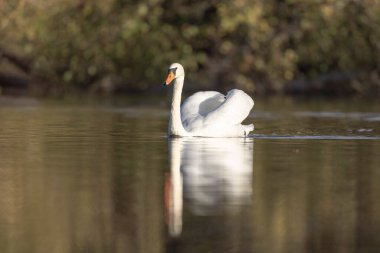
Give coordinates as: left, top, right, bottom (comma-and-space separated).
244, 124, 254, 136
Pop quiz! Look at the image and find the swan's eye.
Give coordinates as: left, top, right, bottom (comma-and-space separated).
168, 67, 177, 75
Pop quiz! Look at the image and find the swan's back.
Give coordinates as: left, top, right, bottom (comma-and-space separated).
181, 91, 225, 127
204, 89, 253, 126
181, 89, 254, 136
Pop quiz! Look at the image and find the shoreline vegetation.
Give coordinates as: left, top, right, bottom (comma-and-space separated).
1, 0, 380, 97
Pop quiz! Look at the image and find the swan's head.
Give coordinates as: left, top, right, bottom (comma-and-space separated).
163, 63, 185, 86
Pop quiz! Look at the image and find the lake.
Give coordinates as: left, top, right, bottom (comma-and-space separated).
0, 96, 379, 253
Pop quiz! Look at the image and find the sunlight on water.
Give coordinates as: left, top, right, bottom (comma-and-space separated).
0, 97, 379, 253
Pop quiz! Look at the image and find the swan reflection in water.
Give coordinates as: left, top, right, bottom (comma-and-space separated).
165, 137, 254, 237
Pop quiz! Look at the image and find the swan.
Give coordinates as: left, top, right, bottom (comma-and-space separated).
163, 63, 254, 137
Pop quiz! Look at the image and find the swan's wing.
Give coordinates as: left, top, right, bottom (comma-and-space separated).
181, 91, 225, 127
203, 89, 254, 126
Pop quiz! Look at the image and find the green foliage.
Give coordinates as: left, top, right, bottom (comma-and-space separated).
1, 0, 380, 95
217, 0, 380, 94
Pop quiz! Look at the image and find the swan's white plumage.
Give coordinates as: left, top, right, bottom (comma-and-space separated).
165, 63, 254, 137
203, 89, 254, 127
181, 91, 225, 127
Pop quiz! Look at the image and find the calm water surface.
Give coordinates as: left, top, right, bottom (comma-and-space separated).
0, 97, 379, 253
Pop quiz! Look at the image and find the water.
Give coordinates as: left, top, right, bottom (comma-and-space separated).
0, 97, 380, 253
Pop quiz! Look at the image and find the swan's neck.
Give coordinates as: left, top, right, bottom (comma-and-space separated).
169, 77, 188, 136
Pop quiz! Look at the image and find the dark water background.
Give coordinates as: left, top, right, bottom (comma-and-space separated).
0, 96, 379, 253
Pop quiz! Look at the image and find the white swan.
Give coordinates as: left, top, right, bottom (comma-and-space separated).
163, 63, 254, 137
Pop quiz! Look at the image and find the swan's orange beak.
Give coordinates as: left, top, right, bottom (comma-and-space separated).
163, 71, 175, 86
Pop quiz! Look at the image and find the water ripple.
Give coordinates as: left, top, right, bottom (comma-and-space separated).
294, 111, 380, 121
250, 134, 380, 140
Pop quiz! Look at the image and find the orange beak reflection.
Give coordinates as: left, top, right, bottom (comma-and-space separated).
164, 71, 175, 86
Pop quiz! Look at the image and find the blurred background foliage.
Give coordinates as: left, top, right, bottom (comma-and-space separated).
1, 0, 380, 96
